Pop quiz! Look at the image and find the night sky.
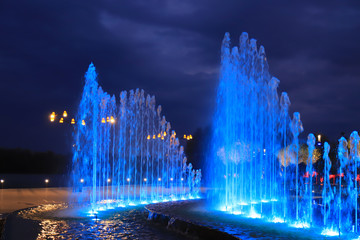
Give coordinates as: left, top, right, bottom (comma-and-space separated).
1, 0, 360, 154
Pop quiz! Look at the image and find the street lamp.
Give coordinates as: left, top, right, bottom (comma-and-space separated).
45, 179, 49, 187
0, 179, 4, 188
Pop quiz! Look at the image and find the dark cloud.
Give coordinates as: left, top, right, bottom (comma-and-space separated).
1, 0, 360, 153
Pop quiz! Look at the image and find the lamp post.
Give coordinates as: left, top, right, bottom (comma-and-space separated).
45, 179, 49, 188
0, 179, 4, 189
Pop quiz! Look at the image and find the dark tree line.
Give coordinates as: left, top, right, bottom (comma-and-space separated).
0, 148, 70, 174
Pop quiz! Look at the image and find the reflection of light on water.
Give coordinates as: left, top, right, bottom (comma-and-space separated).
128, 202, 136, 206
290, 222, 310, 229
321, 228, 339, 236
220, 206, 227, 212
270, 199, 278, 202
140, 201, 148, 205
261, 200, 269, 203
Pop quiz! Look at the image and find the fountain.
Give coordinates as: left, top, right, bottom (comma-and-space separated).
206, 32, 360, 238
71, 63, 201, 211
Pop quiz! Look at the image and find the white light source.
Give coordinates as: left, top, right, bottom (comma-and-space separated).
45, 179, 49, 183
181, 178, 184, 181
170, 178, 173, 181
80, 179, 84, 183
127, 178, 130, 182
144, 178, 147, 182
0, 179, 4, 183
158, 178, 161, 181
107, 178, 111, 183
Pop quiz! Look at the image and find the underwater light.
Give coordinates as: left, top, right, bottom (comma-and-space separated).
232, 211, 243, 215
321, 229, 339, 237
290, 222, 310, 229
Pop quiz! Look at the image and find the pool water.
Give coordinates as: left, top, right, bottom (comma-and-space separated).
4, 204, 188, 240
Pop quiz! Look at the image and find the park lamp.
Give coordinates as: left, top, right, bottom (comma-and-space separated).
106, 117, 110, 123
101, 118, 106, 123
184, 135, 187, 139
45, 179, 49, 184
147, 135, 151, 140
59, 118, 64, 124
157, 133, 161, 138
163, 132, 167, 137
107, 178, 111, 183
82, 120, 86, 126
153, 135, 156, 139
0, 179, 4, 184
71, 118, 75, 124
63, 111, 68, 118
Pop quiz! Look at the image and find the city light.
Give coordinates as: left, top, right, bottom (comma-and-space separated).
82, 120, 86, 126
110, 116, 115, 124
71, 118, 75, 124
147, 135, 150, 140
102, 118, 106, 123
45, 179, 49, 183
318, 134, 321, 142
63, 111, 67, 117
170, 178, 173, 181
0, 179, 4, 183
80, 179, 84, 183
59, 118, 64, 123
158, 178, 161, 181
107, 178, 111, 183
50, 112, 55, 122
127, 178, 130, 182
144, 178, 147, 182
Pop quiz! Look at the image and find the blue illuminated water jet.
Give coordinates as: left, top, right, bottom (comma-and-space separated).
72, 63, 201, 211
207, 32, 360, 238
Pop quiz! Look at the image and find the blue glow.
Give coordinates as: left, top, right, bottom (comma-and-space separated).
72, 63, 202, 211
206, 32, 360, 237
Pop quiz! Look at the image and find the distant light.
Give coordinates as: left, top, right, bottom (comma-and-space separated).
157, 133, 161, 138
189, 135, 193, 139
127, 178, 130, 182
187, 136, 190, 140
101, 118, 106, 123
106, 117, 110, 122
181, 178, 184, 181
158, 178, 161, 181
71, 118, 75, 124
183, 135, 187, 139
163, 132, 167, 136
0, 179, 4, 183
107, 178, 111, 183
147, 135, 150, 140
50, 112, 56, 122
45, 179, 49, 183
82, 120, 86, 126
318, 134, 321, 142
144, 178, 147, 182
59, 118, 64, 123
153, 135, 156, 139
110, 116, 115, 124
80, 179, 84, 183
63, 111, 67, 118
170, 178, 173, 181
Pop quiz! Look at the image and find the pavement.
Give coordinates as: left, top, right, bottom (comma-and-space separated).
0, 187, 70, 214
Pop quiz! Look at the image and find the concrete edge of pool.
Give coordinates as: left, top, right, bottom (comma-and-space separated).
145, 200, 240, 240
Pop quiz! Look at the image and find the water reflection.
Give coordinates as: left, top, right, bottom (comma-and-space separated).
19, 204, 184, 240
